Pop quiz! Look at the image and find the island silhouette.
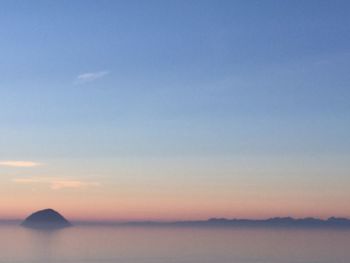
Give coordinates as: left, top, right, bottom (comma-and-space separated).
21, 208, 71, 229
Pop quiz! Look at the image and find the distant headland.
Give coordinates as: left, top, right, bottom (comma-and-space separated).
21, 208, 71, 229
77, 217, 350, 228
167, 217, 350, 228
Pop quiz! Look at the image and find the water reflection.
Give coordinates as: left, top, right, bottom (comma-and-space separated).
0, 224, 349, 263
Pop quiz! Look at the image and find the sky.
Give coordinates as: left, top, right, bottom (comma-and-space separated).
1, 0, 350, 221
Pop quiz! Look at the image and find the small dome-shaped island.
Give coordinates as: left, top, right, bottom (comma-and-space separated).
21, 208, 71, 229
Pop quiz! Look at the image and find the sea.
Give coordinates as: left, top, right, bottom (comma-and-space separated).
0, 224, 349, 263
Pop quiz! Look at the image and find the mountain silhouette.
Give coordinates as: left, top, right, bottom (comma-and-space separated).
21, 208, 71, 229
117, 217, 350, 228
168, 217, 350, 228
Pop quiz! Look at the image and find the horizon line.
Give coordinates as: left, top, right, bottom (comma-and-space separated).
2, 215, 350, 224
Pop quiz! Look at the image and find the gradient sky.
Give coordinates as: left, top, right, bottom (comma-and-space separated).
1, 0, 350, 221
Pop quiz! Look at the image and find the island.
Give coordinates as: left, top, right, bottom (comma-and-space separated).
21, 208, 71, 229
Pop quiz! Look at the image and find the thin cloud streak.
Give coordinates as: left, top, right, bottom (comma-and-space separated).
75, 70, 109, 84
12, 177, 100, 190
0, 161, 42, 167
51, 180, 100, 190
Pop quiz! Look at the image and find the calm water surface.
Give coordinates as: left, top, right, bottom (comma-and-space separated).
0, 224, 349, 263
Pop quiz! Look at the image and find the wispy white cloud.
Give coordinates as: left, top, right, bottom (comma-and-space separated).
0, 161, 42, 168
75, 70, 109, 84
12, 177, 100, 190
51, 180, 100, 190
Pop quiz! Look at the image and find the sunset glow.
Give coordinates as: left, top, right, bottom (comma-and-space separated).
1, 1, 349, 223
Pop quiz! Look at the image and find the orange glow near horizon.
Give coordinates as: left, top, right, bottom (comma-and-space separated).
2, 195, 349, 222
1, 155, 350, 222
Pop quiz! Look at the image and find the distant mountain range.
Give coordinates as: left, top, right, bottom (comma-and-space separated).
76, 216, 350, 228
170, 217, 350, 228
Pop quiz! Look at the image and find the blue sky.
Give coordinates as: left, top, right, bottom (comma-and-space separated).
1, 1, 350, 219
